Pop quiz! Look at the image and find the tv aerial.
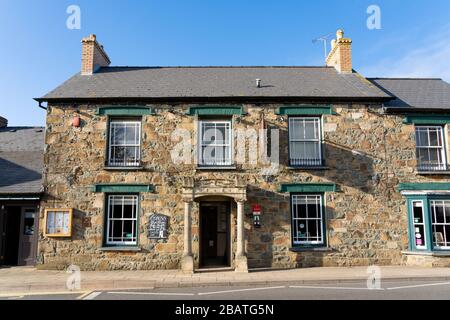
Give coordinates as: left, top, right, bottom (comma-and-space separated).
312, 33, 333, 64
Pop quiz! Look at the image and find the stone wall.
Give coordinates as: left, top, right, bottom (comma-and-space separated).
38, 103, 450, 270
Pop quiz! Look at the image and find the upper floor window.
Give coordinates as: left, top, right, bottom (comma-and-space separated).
289, 117, 322, 167
291, 194, 325, 246
198, 120, 232, 167
415, 126, 447, 171
108, 120, 141, 167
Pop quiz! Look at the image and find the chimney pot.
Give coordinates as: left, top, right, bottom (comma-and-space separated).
256, 79, 261, 88
326, 29, 352, 73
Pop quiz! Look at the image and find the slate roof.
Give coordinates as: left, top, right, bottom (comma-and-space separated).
38, 66, 391, 101
369, 78, 450, 110
0, 127, 44, 195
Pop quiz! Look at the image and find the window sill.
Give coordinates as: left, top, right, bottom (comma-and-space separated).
402, 250, 450, 257
100, 246, 141, 252
289, 247, 332, 253
287, 166, 329, 171
103, 166, 144, 171
196, 166, 237, 171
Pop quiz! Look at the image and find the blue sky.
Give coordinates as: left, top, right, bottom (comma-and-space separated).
1, 0, 450, 126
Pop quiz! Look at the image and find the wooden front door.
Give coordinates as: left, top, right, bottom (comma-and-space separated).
18, 207, 38, 266
200, 202, 230, 267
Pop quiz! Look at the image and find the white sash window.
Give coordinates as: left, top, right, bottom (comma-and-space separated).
106, 195, 138, 245
415, 126, 447, 171
430, 200, 450, 249
289, 117, 322, 167
108, 120, 141, 167
198, 120, 232, 166
291, 194, 325, 245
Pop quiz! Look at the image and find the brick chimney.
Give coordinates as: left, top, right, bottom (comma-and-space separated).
0, 116, 7, 128
326, 29, 352, 73
81, 34, 111, 75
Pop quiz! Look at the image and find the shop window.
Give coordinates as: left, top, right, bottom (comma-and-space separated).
430, 200, 450, 249
407, 197, 450, 252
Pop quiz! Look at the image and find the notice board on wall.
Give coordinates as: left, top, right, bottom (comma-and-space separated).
147, 214, 169, 239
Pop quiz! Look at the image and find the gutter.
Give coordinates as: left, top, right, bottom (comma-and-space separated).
0, 196, 40, 200
34, 95, 394, 105
384, 107, 450, 114
0, 192, 43, 201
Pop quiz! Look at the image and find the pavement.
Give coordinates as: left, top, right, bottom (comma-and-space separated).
1, 280, 450, 300
1, 266, 450, 296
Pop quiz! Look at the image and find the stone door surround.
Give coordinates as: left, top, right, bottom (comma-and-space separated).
181, 177, 248, 273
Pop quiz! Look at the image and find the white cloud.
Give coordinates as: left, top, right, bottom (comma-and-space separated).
360, 25, 450, 82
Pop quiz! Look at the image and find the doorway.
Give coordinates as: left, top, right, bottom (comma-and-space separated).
0, 205, 38, 266
200, 202, 231, 267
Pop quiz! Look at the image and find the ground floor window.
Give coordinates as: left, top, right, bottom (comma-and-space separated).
106, 195, 139, 246
291, 194, 325, 246
407, 196, 450, 251
430, 200, 450, 249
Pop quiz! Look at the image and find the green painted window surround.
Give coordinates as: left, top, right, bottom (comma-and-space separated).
405, 194, 450, 253
96, 105, 155, 116
403, 115, 450, 125
279, 183, 337, 193
185, 105, 246, 116
397, 182, 450, 192
275, 105, 335, 116
92, 184, 154, 193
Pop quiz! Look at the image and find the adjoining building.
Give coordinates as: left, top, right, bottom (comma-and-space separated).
34, 30, 450, 271
0, 119, 44, 266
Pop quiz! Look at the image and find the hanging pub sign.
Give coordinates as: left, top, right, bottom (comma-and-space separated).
252, 204, 261, 228
147, 214, 169, 239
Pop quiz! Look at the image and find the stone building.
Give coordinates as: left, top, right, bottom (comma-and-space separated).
35, 31, 450, 271
0, 120, 44, 266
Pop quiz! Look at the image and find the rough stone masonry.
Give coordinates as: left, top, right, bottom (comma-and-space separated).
36, 31, 450, 271
38, 103, 450, 270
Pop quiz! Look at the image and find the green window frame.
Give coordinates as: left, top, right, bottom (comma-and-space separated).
197, 119, 233, 167
406, 195, 450, 252
288, 116, 324, 167
104, 193, 140, 247
290, 193, 327, 248
107, 118, 142, 167
414, 125, 448, 172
